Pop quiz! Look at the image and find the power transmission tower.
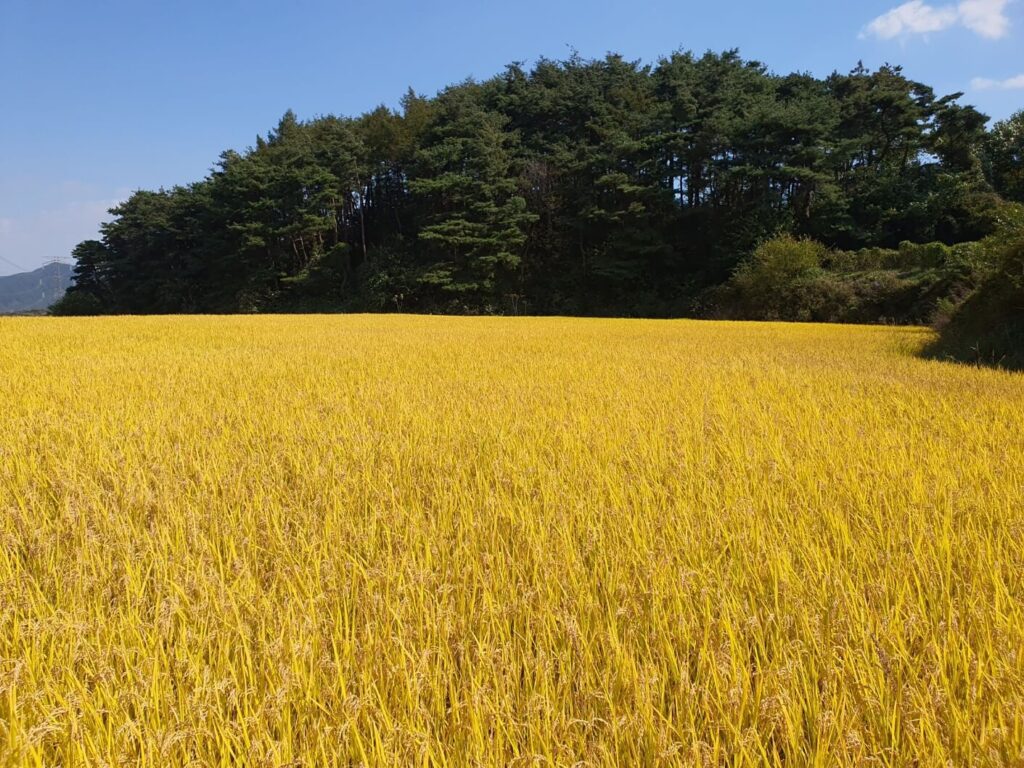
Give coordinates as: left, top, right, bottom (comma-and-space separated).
44, 257, 69, 303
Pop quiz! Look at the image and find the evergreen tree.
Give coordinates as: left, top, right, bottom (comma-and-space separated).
57, 49, 1014, 318
410, 87, 536, 310
985, 110, 1024, 203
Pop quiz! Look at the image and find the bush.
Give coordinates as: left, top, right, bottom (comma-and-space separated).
928, 237, 1024, 369
826, 241, 958, 273
49, 291, 104, 316
727, 235, 828, 320
824, 247, 896, 272
714, 233, 967, 324
896, 241, 950, 269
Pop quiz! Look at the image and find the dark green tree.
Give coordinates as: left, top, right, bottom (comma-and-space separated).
409, 87, 537, 310
985, 110, 1024, 203
58, 50, 1010, 319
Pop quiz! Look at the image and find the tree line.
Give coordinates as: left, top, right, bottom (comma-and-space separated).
56, 50, 1023, 319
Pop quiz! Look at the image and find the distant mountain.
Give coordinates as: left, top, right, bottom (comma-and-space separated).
0, 263, 73, 314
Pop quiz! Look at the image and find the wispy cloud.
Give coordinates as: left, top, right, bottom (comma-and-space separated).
862, 0, 1010, 40
971, 73, 1024, 89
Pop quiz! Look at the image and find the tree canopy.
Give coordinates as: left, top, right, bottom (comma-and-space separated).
57, 50, 1015, 317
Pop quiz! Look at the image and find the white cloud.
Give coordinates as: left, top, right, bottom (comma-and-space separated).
863, 1, 958, 39
862, 0, 1010, 40
959, 0, 1011, 37
971, 73, 1024, 89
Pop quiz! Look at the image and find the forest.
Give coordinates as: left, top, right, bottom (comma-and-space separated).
53, 50, 1024, 363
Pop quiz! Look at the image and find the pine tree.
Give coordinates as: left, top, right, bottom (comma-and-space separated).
985, 111, 1024, 203
410, 87, 536, 309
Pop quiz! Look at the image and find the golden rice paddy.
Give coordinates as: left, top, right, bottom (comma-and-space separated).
1, 316, 1022, 766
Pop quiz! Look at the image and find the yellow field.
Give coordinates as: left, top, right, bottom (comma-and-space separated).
1, 316, 1022, 767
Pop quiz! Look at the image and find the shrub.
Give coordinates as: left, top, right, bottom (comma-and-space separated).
824, 247, 897, 272
929, 237, 1024, 369
727, 235, 828, 320
896, 241, 950, 269
49, 291, 104, 316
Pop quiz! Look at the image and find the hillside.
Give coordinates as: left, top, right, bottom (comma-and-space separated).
49, 53, 1013, 318
0, 263, 72, 314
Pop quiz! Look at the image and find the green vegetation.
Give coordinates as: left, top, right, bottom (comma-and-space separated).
709, 206, 1024, 369
712, 236, 985, 324
926, 209, 1024, 369
51, 52, 1023, 366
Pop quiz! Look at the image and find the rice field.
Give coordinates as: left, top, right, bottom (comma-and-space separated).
1, 315, 1022, 767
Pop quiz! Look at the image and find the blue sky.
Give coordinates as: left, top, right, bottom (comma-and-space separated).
1, 0, 1022, 275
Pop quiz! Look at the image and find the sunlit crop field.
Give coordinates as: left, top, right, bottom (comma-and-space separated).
1, 316, 1023, 767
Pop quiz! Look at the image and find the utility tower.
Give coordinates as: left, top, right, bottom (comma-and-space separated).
44, 257, 69, 302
